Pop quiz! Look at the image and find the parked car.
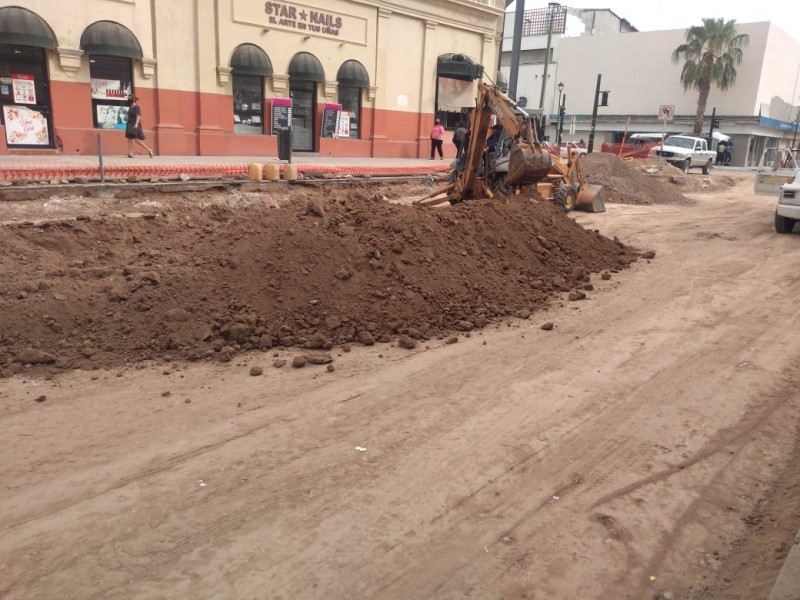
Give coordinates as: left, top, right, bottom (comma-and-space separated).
649, 135, 716, 174
558, 141, 587, 159
775, 176, 800, 233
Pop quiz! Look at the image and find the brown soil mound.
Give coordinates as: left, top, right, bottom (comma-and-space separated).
634, 157, 740, 194
581, 153, 692, 205
0, 193, 640, 376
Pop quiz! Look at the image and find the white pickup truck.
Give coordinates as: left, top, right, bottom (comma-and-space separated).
649, 135, 716, 174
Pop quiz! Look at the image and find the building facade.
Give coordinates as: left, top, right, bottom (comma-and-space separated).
501, 5, 800, 166
0, 0, 503, 157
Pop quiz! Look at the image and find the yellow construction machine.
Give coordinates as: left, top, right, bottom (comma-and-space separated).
415, 81, 604, 212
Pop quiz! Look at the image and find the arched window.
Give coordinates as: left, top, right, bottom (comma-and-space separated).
230, 44, 272, 135
0, 7, 57, 148
81, 21, 143, 130
337, 60, 369, 140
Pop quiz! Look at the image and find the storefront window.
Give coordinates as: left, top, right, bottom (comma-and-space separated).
233, 75, 264, 135
90, 56, 133, 130
0, 44, 53, 148
338, 86, 361, 139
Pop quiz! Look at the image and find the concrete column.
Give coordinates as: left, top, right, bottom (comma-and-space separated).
370, 7, 392, 156
416, 20, 438, 158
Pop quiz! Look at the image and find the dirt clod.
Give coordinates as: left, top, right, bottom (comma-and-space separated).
397, 335, 417, 350
273, 359, 286, 368
541, 322, 554, 331
292, 356, 308, 369
249, 366, 264, 376
641, 250, 656, 259
34, 395, 47, 403
16, 349, 57, 365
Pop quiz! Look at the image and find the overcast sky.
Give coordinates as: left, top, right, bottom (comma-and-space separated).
507, 1, 799, 41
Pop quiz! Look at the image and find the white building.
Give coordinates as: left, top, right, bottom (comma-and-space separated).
500, 3, 800, 166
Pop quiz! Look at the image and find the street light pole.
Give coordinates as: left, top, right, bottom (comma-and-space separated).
555, 81, 564, 144
538, 3, 560, 111
558, 93, 566, 145
588, 73, 602, 153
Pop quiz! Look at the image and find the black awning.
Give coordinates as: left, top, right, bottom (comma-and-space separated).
288, 52, 325, 83
80, 21, 143, 59
0, 7, 56, 49
437, 53, 483, 82
231, 44, 272, 76
337, 60, 369, 88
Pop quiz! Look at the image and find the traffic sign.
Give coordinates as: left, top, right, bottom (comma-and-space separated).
658, 104, 675, 121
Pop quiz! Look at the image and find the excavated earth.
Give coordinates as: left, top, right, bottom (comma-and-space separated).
0, 188, 642, 377
580, 153, 738, 205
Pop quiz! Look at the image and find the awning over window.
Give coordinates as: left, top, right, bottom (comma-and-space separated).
80, 21, 143, 59
337, 60, 369, 88
0, 7, 56, 49
288, 52, 325, 83
231, 44, 272, 77
437, 53, 483, 82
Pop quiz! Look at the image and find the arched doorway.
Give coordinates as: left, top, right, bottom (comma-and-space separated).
288, 52, 324, 152
0, 7, 57, 149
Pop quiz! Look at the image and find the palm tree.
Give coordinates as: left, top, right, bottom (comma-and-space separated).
672, 18, 749, 136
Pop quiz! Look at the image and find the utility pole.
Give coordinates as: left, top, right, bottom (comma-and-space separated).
588, 74, 601, 153
538, 3, 560, 111
508, 0, 525, 100
557, 93, 566, 145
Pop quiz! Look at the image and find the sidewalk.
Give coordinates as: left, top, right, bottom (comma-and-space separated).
0, 153, 452, 180
769, 527, 800, 600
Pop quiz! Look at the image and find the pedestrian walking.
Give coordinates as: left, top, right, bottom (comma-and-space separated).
453, 121, 467, 159
125, 96, 154, 158
430, 118, 445, 160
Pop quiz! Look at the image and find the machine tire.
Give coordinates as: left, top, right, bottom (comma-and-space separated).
553, 183, 577, 213
491, 176, 512, 198
702, 159, 712, 175
682, 159, 691, 173
775, 211, 796, 234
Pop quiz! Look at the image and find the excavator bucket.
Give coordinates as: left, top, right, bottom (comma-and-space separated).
576, 183, 605, 212
506, 143, 553, 187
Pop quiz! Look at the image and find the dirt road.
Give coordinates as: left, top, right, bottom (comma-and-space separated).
2, 174, 799, 599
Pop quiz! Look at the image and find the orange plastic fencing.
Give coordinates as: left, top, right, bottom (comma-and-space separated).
600, 142, 660, 159
0, 161, 452, 181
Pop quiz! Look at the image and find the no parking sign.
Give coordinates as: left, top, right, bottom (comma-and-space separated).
658, 105, 675, 121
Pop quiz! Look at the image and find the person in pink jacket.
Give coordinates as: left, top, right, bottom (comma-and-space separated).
430, 118, 445, 160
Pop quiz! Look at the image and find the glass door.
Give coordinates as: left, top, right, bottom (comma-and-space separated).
290, 81, 315, 152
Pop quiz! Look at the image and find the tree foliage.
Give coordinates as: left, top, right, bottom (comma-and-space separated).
672, 18, 749, 135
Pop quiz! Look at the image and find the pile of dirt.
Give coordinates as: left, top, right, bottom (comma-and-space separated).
581, 153, 693, 205
581, 154, 739, 203
0, 193, 643, 376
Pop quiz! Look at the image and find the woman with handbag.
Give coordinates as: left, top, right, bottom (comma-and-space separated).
125, 96, 154, 158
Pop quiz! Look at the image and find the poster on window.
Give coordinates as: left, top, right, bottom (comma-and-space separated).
3, 106, 49, 146
270, 97, 293, 135
91, 78, 130, 100
338, 112, 351, 138
321, 103, 341, 139
96, 104, 130, 130
12, 75, 36, 105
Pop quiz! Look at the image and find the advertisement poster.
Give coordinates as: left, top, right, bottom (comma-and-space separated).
12, 74, 36, 105
91, 78, 129, 100
270, 97, 292, 135
96, 104, 129, 130
3, 105, 49, 146
321, 103, 342, 139
338, 112, 351, 138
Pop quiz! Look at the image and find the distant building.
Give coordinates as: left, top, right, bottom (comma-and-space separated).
500, 4, 800, 166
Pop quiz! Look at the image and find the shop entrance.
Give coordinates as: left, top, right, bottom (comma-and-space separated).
0, 44, 54, 149
290, 81, 315, 152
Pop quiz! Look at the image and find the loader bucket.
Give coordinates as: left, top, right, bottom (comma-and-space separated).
506, 143, 553, 187
576, 183, 605, 213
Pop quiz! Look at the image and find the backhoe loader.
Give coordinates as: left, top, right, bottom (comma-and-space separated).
415, 82, 604, 212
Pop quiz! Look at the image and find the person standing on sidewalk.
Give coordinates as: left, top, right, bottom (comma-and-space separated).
453, 121, 467, 159
430, 118, 445, 160
125, 96, 154, 158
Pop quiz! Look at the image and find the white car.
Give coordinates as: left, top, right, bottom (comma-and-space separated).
775, 176, 800, 233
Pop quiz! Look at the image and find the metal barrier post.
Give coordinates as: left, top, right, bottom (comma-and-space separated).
97, 133, 105, 183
